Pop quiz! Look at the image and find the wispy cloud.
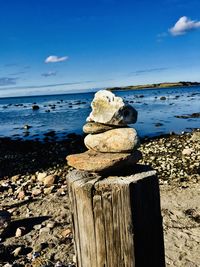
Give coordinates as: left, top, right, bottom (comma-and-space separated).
4, 63, 18, 68
169, 16, 200, 36
0, 77, 18, 86
0, 78, 112, 91
0, 80, 95, 90
129, 67, 168, 76
41, 71, 57, 77
9, 71, 26, 76
24, 65, 31, 69
45, 55, 69, 63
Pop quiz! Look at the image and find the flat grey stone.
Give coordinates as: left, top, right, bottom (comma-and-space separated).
83, 122, 119, 134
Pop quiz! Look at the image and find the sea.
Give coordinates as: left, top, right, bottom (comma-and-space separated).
0, 86, 200, 141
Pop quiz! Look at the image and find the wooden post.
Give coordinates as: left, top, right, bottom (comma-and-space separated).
67, 168, 165, 267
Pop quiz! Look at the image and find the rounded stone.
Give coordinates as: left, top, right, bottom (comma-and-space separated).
43, 175, 57, 187
84, 128, 139, 153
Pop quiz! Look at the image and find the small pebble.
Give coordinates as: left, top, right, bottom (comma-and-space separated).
37, 172, 47, 182
12, 246, 22, 257
17, 190, 26, 200
15, 226, 26, 237
61, 228, 71, 238
43, 175, 57, 187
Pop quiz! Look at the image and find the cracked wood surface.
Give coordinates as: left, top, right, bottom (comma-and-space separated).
67, 169, 165, 267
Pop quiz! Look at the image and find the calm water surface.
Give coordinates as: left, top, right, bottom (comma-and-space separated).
0, 87, 199, 140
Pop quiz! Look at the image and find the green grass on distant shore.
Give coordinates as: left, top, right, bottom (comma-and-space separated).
106, 81, 200, 91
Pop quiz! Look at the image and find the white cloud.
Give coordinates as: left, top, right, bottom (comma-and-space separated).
169, 16, 200, 36
45, 55, 69, 63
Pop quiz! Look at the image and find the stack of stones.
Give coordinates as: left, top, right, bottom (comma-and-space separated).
67, 90, 142, 173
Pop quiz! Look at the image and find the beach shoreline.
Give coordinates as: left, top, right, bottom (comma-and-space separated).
0, 129, 199, 266
0, 129, 199, 180
0, 85, 199, 142
107, 81, 200, 92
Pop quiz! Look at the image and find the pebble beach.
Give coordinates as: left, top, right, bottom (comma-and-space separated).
0, 128, 199, 266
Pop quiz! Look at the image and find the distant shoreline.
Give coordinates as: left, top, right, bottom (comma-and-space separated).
106, 81, 200, 92
1, 81, 200, 100
0, 89, 96, 100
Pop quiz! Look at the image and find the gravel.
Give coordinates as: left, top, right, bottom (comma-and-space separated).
0, 130, 199, 266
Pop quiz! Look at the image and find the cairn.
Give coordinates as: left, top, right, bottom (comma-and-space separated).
67, 90, 142, 173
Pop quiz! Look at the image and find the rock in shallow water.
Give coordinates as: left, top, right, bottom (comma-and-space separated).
87, 90, 137, 126
66, 150, 142, 172
84, 128, 139, 153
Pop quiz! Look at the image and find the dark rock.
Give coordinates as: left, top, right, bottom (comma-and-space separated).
44, 131, 56, 137
155, 123, 164, 127
175, 112, 200, 119
32, 105, 40, 110
0, 210, 11, 236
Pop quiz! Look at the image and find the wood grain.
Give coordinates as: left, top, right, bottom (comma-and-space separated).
67, 169, 165, 267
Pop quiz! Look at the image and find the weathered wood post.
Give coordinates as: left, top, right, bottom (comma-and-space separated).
67, 167, 165, 267
67, 90, 165, 266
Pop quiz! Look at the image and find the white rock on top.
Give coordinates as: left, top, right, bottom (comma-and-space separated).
86, 90, 137, 126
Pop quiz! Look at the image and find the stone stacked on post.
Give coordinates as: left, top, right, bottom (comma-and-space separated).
67, 90, 142, 172
67, 90, 166, 267
86, 90, 138, 125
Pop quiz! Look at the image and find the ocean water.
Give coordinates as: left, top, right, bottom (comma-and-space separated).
0, 86, 200, 140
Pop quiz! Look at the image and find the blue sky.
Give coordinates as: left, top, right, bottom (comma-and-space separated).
1, 0, 200, 97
